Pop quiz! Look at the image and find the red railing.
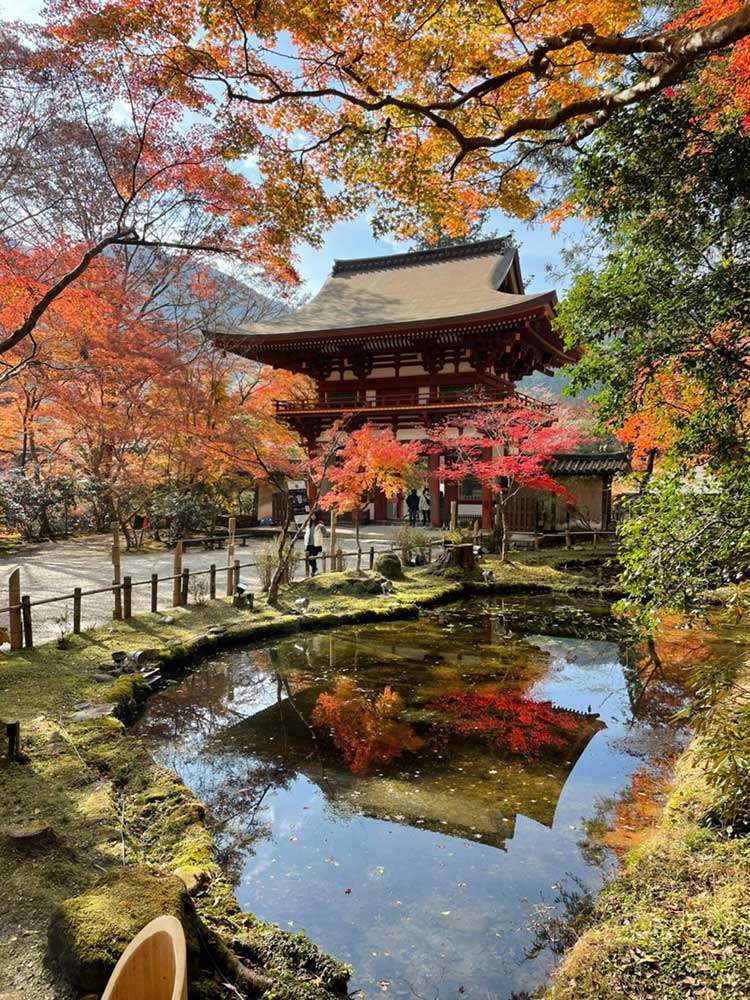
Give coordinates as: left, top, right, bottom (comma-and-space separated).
274, 389, 551, 414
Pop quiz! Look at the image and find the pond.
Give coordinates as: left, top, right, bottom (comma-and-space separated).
132, 596, 733, 999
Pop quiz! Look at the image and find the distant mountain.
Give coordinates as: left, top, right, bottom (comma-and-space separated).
518, 368, 596, 401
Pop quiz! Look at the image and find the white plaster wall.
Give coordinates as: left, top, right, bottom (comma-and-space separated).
554, 476, 604, 529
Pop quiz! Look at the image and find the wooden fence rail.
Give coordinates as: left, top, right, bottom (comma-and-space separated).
1, 529, 617, 649
0, 540, 409, 651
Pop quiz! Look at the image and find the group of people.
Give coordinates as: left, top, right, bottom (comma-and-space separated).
406, 487, 431, 527
304, 486, 433, 578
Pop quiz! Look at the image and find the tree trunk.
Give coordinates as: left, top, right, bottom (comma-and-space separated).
499, 502, 509, 563
267, 499, 291, 606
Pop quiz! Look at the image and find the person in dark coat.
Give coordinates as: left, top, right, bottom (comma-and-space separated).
406, 489, 420, 527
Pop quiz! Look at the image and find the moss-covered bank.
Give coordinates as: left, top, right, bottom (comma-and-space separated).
0, 549, 616, 999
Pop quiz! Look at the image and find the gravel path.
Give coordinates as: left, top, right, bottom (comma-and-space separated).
0, 526, 408, 645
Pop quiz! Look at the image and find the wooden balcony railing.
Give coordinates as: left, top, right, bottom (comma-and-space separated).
274, 388, 551, 414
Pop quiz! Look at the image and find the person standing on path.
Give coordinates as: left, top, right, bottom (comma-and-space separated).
305, 512, 327, 576
406, 489, 420, 527
419, 487, 431, 526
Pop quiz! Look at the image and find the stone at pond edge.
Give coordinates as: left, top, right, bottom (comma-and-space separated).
68, 703, 117, 722
47, 865, 201, 994
374, 551, 403, 580
172, 864, 210, 897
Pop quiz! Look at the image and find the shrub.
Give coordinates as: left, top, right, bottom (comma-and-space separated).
395, 525, 431, 564
374, 551, 403, 579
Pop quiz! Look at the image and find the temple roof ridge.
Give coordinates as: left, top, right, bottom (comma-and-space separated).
331, 236, 514, 276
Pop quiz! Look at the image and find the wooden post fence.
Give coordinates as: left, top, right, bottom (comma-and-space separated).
150, 574, 158, 613
233, 558, 240, 592
225, 517, 236, 597
21, 595, 32, 649
181, 568, 190, 606
73, 587, 82, 634
8, 568, 21, 651
209, 564, 216, 600
369, 545, 375, 570
123, 576, 132, 619
172, 541, 183, 608
450, 500, 458, 532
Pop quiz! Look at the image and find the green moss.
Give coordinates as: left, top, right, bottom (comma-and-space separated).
373, 551, 403, 579
48, 865, 201, 994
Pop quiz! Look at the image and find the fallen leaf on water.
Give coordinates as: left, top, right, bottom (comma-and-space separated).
344, 888, 352, 894
379, 982, 391, 992
440, 911, 451, 916
458, 987, 466, 994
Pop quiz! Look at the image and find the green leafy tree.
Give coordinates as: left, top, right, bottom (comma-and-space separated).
557, 90, 750, 611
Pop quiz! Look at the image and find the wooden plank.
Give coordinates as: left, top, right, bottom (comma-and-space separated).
180, 568, 189, 607
225, 516, 236, 597
111, 522, 122, 620
6, 720, 20, 760
150, 573, 158, 613
209, 564, 216, 600
101, 914, 187, 1000
329, 511, 337, 563
123, 576, 132, 619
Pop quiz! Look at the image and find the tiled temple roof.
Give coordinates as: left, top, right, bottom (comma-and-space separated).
214, 237, 556, 340
548, 452, 631, 476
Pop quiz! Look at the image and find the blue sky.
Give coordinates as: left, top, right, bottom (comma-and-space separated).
4, 0, 585, 301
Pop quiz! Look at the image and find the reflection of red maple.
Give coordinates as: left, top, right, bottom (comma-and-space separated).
311, 677, 423, 774
428, 691, 580, 758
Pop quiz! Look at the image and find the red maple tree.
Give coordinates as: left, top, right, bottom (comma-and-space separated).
319, 425, 422, 570
312, 677, 423, 774
428, 400, 582, 560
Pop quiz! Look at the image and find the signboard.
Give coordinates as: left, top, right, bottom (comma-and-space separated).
288, 480, 310, 523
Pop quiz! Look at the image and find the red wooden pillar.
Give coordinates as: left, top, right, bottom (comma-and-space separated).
428, 452, 442, 527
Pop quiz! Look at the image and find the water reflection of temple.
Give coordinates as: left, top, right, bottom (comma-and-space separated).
211, 680, 604, 852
